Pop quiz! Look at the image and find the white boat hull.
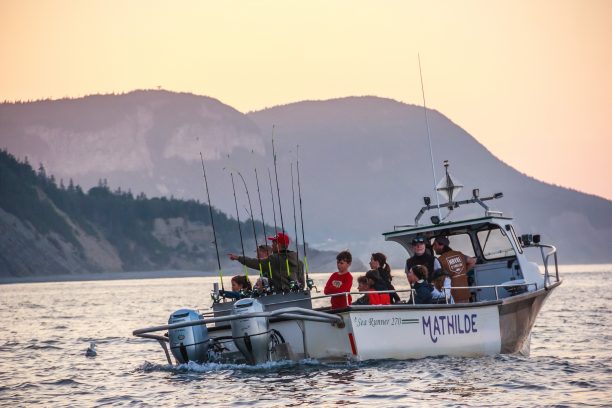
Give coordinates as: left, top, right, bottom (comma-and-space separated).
203, 283, 558, 363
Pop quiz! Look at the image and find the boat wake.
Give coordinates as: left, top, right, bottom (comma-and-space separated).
137, 358, 351, 373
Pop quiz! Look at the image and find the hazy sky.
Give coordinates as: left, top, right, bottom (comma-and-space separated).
2, 0, 611, 200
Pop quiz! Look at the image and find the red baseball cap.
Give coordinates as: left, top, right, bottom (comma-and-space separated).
268, 232, 290, 247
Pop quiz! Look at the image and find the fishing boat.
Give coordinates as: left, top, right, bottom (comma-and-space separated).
132, 162, 561, 365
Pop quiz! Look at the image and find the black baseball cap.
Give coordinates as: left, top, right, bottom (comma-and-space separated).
411, 236, 426, 245
434, 236, 450, 246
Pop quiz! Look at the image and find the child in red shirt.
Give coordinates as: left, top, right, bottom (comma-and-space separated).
324, 250, 353, 309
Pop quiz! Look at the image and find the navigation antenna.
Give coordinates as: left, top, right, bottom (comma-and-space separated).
418, 53, 442, 220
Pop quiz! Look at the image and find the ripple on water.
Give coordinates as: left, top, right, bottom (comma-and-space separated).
40, 379, 83, 387
13, 382, 40, 390
139, 358, 324, 375
24, 343, 61, 350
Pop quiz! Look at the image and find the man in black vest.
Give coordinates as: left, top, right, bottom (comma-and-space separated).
405, 236, 439, 280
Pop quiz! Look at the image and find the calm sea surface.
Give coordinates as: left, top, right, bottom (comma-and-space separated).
1, 266, 611, 407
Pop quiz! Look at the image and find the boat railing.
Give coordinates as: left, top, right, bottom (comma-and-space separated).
133, 307, 344, 338
133, 307, 344, 365
523, 243, 559, 288
312, 281, 541, 307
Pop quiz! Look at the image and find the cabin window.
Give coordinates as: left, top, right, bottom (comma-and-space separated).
443, 234, 476, 257
506, 225, 524, 254
477, 227, 516, 260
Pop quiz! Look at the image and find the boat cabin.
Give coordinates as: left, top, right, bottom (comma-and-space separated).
383, 184, 558, 304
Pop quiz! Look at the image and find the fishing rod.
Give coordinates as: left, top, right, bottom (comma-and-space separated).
296, 145, 309, 285
271, 126, 291, 277
199, 152, 224, 291
267, 167, 279, 238
267, 166, 281, 279
418, 53, 442, 220
236, 170, 263, 278
252, 151, 273, 279
290, 162, 301, 288
228, 169, 248, 278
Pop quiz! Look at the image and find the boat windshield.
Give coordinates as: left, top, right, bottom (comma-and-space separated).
441, 233, 476, 257
476, 227, 516, 260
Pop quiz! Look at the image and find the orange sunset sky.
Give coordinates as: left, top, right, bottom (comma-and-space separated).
1, 0, 611, 200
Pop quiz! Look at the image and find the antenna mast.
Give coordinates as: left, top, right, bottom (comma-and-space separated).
418, 53, 442, 219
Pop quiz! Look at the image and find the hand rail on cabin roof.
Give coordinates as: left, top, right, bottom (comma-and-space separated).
410, 190, 504, 227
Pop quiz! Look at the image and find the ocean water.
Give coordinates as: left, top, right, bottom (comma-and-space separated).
1, 266, 610, 407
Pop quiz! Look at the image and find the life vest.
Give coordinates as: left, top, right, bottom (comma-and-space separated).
368, 290, 390, 305
437, 250, 470, 303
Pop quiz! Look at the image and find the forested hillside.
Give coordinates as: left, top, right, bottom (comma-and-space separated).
0, 149, 346, 277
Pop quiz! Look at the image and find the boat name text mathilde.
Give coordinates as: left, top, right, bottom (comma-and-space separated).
352, 313, 479, 344
422, 313, 478, 343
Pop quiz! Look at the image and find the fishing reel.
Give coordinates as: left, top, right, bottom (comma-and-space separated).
306, 278, 315, 291
239, 289, 253, 299
210, 291, 221, 303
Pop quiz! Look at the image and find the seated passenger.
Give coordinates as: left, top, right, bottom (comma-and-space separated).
429, 268, 454, 304
324, 250, 353, 309
253, 276, 270, 295
219, 275, 252, 299
352, 276, 370, 305
365, 269, 391, 305
370, 252, 400, 304
406, 265, 433, 304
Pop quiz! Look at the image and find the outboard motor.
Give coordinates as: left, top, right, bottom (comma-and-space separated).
231, 298, 270, 365
168, 309, 209, 364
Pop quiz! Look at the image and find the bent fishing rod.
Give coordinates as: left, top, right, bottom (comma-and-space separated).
271, 126, 291, 277
227, 168, 248, 278
252, 150, 273, 278
296, 145, 309, 284
236, 170, 263, 278
199, 152, 224, 291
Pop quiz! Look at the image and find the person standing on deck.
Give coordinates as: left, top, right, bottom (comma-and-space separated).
229, 232, 303, 292
432, 236, 476, 303
405, 236, 438, 280
324, 250, 353, 309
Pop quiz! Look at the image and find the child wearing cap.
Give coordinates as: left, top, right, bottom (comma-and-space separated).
324, 250, 353, 309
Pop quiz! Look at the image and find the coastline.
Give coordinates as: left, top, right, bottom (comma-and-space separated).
1, 263, 609, 286
0, 270, 220, 285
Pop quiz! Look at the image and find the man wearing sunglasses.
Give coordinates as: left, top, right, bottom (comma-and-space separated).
405, 236, 439, 279
406, 236, 453, 304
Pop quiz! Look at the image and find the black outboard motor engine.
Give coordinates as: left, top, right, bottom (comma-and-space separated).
168, 309, 209, 364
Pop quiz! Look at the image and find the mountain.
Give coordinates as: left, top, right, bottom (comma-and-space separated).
1, 90, 610, 266
0, 149, 351, 278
